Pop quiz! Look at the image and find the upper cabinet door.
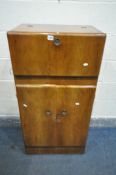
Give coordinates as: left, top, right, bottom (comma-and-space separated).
8, 34, 106, 76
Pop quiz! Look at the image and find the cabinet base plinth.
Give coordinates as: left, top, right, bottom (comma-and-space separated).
25, 146, 85, 154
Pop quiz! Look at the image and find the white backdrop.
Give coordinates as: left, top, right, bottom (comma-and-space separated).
0, 0, 116, 119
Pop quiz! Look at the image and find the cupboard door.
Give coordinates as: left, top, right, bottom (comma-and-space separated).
54, 86, 95, 146
8, 34, 105, 76
17, 84, 95, 147
17, 86, 57, 147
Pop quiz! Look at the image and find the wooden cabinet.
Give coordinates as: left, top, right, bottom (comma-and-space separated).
7, 24, 106, 154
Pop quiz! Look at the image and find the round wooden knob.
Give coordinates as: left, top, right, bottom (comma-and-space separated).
61, 110, 68, 116
45, 110, 52, 116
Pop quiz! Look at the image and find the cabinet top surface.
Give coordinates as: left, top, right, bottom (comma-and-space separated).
8, 24, 105, 36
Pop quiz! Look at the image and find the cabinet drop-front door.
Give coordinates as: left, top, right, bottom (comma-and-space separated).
8, 34, 105, 76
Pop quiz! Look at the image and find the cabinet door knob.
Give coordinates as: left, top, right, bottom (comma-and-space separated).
60, 109, 68, 116
53, 38, 61, 46
61, 110, 68, 116
23, 104, 28, 108
45, 110, 52, 116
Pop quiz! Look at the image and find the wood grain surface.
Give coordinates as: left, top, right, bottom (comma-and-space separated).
17, 81, 95, 147
8, 33, 106, 76
7, 25, 106, 154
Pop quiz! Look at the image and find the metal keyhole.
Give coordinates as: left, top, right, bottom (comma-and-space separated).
53, 38, 61, 46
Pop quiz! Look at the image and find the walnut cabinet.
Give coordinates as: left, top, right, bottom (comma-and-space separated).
7, 24, 106, 154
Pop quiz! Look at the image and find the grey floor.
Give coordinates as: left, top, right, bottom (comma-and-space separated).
0, 127, 116, 175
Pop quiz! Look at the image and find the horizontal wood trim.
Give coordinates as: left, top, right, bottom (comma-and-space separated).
15, 75, 98, 79
15, 77, 97, 85
16, 84, 96, 88
1, 81, 116, 100
25, 146, 85, 154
